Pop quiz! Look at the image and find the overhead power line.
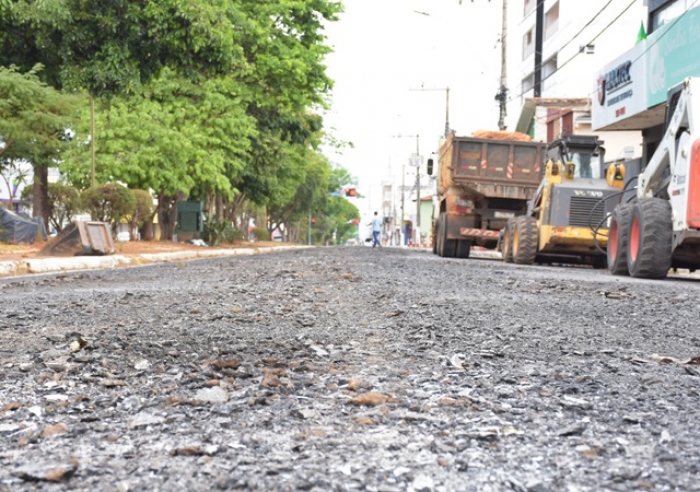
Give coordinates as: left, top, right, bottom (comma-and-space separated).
510, 0, 637, 102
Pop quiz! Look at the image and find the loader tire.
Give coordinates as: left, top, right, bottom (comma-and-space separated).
627, 198, 673, 279
607, 203, 632, 276
512, 215, 537, 265
455, 239, 471, 259
502, 217, 516, 263
590, 256, 607, 269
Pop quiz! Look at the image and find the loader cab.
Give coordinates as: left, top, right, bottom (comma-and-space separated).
547, 135, 606, 180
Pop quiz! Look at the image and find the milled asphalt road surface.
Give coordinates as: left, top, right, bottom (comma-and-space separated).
1, 246, 700, 492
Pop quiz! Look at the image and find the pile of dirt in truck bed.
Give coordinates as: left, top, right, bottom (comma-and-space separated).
471, 130, 532, 141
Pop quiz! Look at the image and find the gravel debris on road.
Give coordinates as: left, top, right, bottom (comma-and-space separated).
1, 246, 700, 491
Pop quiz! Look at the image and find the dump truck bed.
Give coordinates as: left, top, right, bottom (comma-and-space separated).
439, 134, 546, 201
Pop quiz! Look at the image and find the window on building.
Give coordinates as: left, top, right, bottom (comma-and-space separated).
523, 28, 534, 59
521, 73, 535, 100
650, 0, 686, 32
545, 1, 559, 40
543, 55, 558, 80
524, 0, 535, 17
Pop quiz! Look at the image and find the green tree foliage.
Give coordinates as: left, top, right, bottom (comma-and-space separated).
81, 183, 135, 230
0, 0, 253, 96
319, 196, 360, 244
46, 182, 81, 233
0, 65, 81, 221
0, 0, 345, 242
60, 70, 256, 239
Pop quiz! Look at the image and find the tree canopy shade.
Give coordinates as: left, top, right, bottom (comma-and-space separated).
0, 65, 81, 220
0, 0, 343, 98
0, 0, 349, 241
0, 65, 80, 163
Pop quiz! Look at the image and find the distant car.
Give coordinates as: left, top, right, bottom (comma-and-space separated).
116, 232, 130, 242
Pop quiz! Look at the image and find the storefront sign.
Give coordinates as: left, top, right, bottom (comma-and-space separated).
592, 42, 647, 130
646, 6, 700, 106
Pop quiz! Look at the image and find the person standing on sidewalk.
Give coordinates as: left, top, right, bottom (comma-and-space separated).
369, 212, 382, 248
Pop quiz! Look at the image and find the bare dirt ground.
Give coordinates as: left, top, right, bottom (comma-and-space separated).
0, 240, 282, 263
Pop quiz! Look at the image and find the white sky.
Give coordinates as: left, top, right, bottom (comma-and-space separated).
322, 0, 506, 214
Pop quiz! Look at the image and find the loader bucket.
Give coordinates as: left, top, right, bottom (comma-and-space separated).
38, 221, 116, 257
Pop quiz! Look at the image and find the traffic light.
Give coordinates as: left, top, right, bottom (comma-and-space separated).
344, 187, 357, 197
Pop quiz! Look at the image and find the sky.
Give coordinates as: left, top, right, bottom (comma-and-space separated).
321, 0, 507, 215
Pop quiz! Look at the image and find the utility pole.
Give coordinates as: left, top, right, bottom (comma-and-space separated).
413, 136, 421, 247
495, 0, 509, 130
392, 134, 421, 246
409, 87, 451, 137
307, 209, 311, 245
534, 0, 544, 97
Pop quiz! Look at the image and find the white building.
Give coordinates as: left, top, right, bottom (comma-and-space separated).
592, 0, 700, 166
511, 0, 646, 160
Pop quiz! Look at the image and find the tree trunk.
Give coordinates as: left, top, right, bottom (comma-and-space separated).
215, 194, 224, 220
156, 192, 184, 241
139, 211, 156, 241
32, 166, 49, 228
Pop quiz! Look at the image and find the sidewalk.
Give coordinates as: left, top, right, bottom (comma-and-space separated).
0, 242, 308, 277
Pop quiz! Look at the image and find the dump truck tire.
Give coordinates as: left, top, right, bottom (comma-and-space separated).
502, 217, 515, 263
436, 213, 444, 256
607, 203, 632, 276
627, 198, 672, 279
512, 216, 537, 265
455, 239, 471, 259
439, 212, 457, 258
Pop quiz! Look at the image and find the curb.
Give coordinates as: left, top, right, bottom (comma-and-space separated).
0, 245, 310, 277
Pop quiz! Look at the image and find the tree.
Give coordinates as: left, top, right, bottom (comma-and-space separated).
0, 65, 81, 222
60, 70, 256, 239
0, 0, 344, 239
81, 183, 135, 231
130, 189, 155, 241
0, 0, 251, 97
0, 159, 31, 209
46, 182, 81, 233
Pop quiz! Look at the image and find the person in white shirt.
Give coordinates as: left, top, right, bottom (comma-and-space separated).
369, 211, 382, 248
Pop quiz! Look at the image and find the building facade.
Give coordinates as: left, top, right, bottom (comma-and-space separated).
512, 0, 646, 160
592, 0, 700, 166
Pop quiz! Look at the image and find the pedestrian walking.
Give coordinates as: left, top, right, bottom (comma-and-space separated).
369, 212, 382, 248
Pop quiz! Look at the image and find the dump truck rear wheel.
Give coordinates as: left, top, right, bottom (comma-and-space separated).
627, 198, 672, 279
512, 216, 537, 265
607, 203, 632, 275
439, 213, 457, 257
455, 240, 471, 259
502, 217, 515, 263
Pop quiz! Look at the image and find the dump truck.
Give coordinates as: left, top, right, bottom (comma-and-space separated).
429, 131, 546, 258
